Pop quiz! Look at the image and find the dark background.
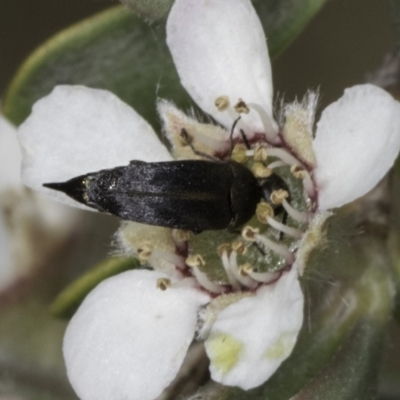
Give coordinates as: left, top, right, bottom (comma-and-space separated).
0, 0, 395, 108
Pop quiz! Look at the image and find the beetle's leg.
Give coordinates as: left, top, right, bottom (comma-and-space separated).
180, 128, 219, 161
252, 241, 266, 256
239, 129, 251, 150
228, 116, 242, 157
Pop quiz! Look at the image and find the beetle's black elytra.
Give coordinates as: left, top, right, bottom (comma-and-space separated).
44, 158, 289, 233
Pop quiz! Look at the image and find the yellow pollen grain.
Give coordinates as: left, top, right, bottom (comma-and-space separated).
156, 278, 171, 291
252, 162, 272, 178
239, 263, 253, 276
270, 189, 289, 205
207, 332, 243, 375
186, 254, 206, 269
231, 144, 247, 163
217, 243, 232, 257
231, 240, 247, 255
234, 99, 250, 114
290, 164, 306, 179
253, 145, 268, 162
256, 202, 274, 224
215, 95, 230, 111
242, 226, 259, 242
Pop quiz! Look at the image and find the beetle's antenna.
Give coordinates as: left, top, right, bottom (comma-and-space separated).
252, 241, 266, 256
239, 129, 251, 150
180, 128, 218, 161
228, 116, 242, 157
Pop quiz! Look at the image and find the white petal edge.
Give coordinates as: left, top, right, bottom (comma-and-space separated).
314, 84, 400, 210
18, 86, 172, 209
64, 270, 210, 400
0, 114, 21, 190
205, 266, 303, 390
167, 0, 275, 136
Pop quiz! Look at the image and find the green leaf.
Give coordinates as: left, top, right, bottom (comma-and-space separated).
2, 6, 191, 128
3, 1, 326, 127
50, 257, 139, 319
120, 0, 173, 20
253, 0, 327, 57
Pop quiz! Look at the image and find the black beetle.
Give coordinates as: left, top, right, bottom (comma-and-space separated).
43, 158, 288, 233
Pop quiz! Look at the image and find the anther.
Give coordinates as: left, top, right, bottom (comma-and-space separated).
172, 229, 193, 243
234, 99, 250, 114
242, 226, 259, 242
290, 164, 307, 179
253, 145, 268, 162
137, 241, 154, 264
157, 278, 171, 291
215, 96, 230, 111
231, 144, 248, 163
252, 162, 273, 178
217, 243, 232, 257
239, 263, 253, 276
186, 254, 206, 269
229, 252, 258, 289
256, 202, 274, 224
231, 240, 247, 255
270, 189, 289, 205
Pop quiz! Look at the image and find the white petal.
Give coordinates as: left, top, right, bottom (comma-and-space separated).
167, 0, 275, 136
314, 84, 400, 210
64, 270, 210, 400
18, 86, 172, 209
205, 266, 303, 390
0, 115, 21, 190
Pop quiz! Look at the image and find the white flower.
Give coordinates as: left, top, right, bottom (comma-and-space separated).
16, 0, 400, 398
0, 115, 78, 293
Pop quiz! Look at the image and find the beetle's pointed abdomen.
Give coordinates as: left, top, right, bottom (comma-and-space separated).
43, 176, 89, 206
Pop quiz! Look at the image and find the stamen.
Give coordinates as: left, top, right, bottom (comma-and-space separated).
229, 253, 258, 289
220, 249, 241, 291
231, 240, 247, 255
282, 199, 309, 223
290, 165, 315, 197
267, 148, 304, 167
234, 99, 250, 114
186, 254, 226, 294
266, 217, 303, 239
267, 160, 286, 170
255, 234, 294, 264
253, 145, 268, 162
252, 162, 273, 178
246, 267, 282, 284
137, 241, 154, 265
215, 96, 230, 111
270, 189, 289, 205
256, 202, 274, 224
246, 102, 279, 142
156, 278, 172, 291
231, 144, 248, 163
242, 226, 259, 242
